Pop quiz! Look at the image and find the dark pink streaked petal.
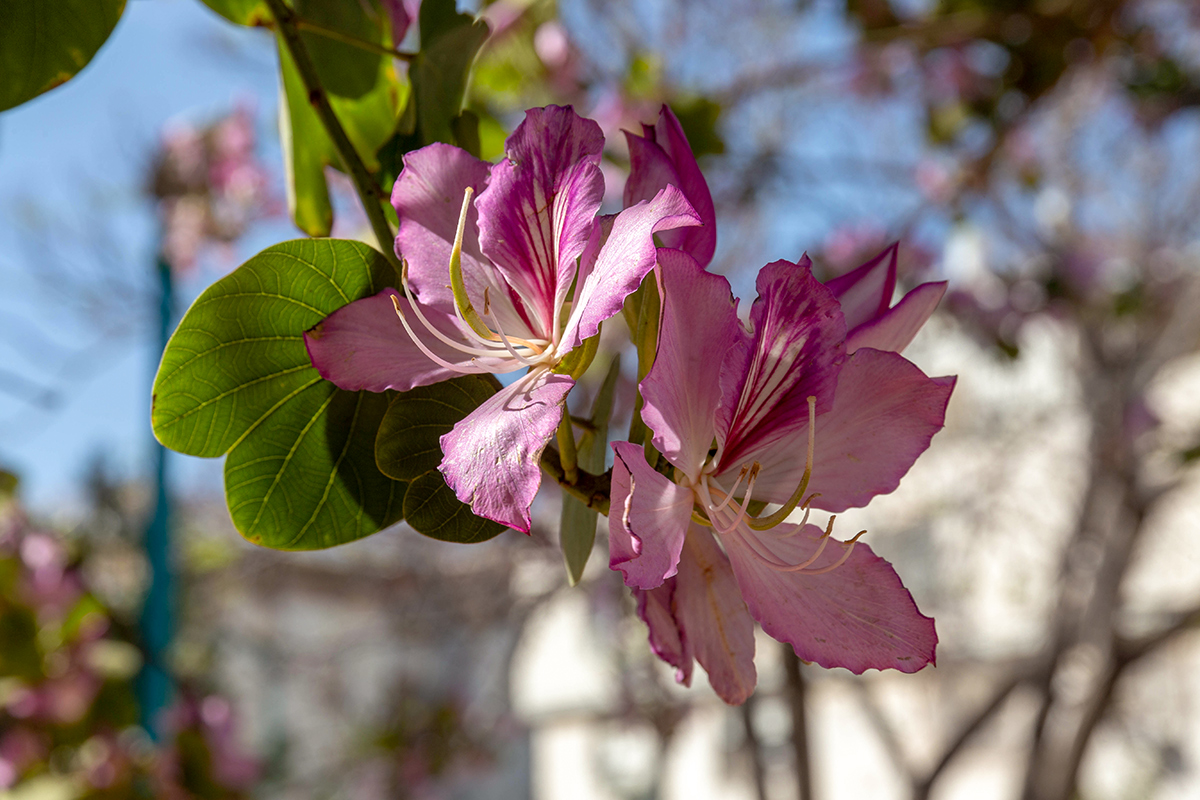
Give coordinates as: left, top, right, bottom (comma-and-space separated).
476, 106, 605, 336
623, 105, 717, 267
716, 258, 846, 471
724, 523, 937, 674
380, 0, 419, 45
609, 441, 693, 590
674, 528, 757, 704
304, 289, 509, 392
824, 243, 898, 332
634, 582, 694, 686
749, 348, 954, 511
640, 248, 744, 480
845, 281, 947, 354
561, 187, 701, 352
439, 368, 574, 533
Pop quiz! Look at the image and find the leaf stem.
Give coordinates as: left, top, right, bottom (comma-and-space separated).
556, 412, 579, 485
294, 18, 416, 62
540, 449, 609, 516
264, 0, 401, 269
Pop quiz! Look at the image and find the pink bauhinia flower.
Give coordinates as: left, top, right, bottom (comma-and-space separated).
305, 105, 699, 532
609, 249, 954, 704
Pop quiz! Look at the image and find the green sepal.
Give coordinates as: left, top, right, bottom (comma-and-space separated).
152, 239, 406, 550
553, 330, 601, 379
375, 376, 508, 544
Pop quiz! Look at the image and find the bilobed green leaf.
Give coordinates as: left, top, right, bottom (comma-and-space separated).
196, 0, 269, 26
152, 239, 406, 550
376, 376, 507, 543
561, 355, 621, 585
0, 0, 125, 112
410, 0, 490, 146
277, 33, 405, 236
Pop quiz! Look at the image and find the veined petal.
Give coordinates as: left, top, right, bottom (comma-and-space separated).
749, 348, 954, 510
439, 368, 574, 533
846, 281, 946, 354
624, 105, 717, 267
824, 243, 897, 332
633, 581, 694, 687
609, 440, 693, 590
476, 105, 605, 336
724, 523, 937, 674
717, 258, 846, 470
561, 186, 701, 353
674, 528, 757, 704
640, 248, 744, 480
305, 289, 510, 392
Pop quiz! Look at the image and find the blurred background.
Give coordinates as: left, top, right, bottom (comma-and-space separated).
3, 0, 1200, 798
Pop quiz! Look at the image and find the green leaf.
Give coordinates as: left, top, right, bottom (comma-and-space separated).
294, 0, 385, 100
376, 376, 507, 543
152, 239, 406, 550
410, 0, 490, 146
561, 355, 621, 585
277, 33, 405, 236
196, 0, 269, 26
0, 0, 125, 112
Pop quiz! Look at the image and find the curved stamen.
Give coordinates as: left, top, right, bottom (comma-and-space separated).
706, 467, 750, 514
747, 396, 818, 531
486, 303, 542, 367
390, 295, 478, 374
397, 264, 509, 358
710, 465, 759, 536
797, 530, 866, 575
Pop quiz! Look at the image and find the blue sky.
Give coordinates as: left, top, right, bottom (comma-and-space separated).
0, 0, 290, 513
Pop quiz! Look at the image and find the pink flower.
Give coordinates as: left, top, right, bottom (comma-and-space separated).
609, 249, 953, 704
305, 106, 699, 531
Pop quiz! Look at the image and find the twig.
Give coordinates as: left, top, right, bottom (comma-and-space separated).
539, 447, 610, 516
264, 0, 401, 268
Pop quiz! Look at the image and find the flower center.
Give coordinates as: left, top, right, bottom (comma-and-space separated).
688, 396, 865, 576
390, 187, 555, 374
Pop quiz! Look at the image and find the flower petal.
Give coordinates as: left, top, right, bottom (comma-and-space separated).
624, 105, 717, 267
476, 105, 605, 336
845, 281, 946, 354
640, 248, 744, 479
824, 243, 898, 332
724, 523, 937, 674
674, 528, 757, 704
749, 348, 953, 510
717, 258, 846, 470
304, 289, 510, 392
633, 581, 694, 687
439, 368, 574, 532
608, 440, 693, 589
562, 187, 701, 352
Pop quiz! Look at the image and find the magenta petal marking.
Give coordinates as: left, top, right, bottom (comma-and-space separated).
608, 441, 693, 589
624, 105, 717, 267
717, 258, 846, 470
751, 348, 954, 511
724, 523, 937, 674
673, 529, 757, 704
439, 368, 574, 533
562, 186, 701, 351
476, 106, 605, 335
846, 281, 947, 354
304, 289, 499, 393
640, 248, 744, 479
634, 582, 694, 687
824, 243, 898, 332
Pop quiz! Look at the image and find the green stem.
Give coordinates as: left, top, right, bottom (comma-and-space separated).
265, 0, 401, 268
556, 413, 579, 485
540, 449, 609, 516
294, 18, 416, 62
